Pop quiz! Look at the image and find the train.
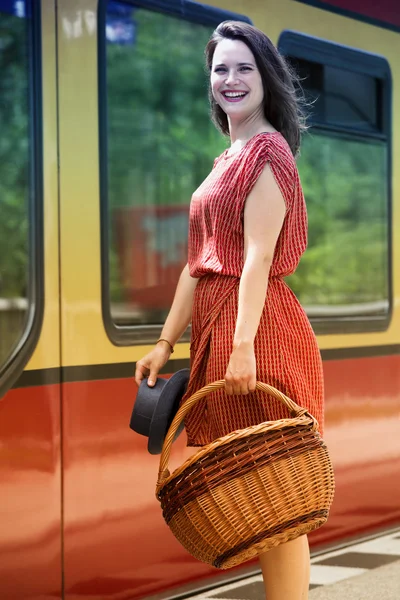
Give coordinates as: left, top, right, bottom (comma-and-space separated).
0, 0, 399, 598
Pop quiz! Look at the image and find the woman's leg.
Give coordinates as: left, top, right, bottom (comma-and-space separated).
259, 535, 310, 600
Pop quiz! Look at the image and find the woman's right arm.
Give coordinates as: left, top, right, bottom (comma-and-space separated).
134, 264, 198, 388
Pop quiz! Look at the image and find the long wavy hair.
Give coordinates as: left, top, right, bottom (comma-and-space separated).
205, 21, 307, 157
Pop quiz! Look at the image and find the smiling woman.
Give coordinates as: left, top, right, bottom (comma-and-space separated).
135, 19, 325, 600
0, 0, 398, 599
206, 21, 307, 156
210, 40, 265, 129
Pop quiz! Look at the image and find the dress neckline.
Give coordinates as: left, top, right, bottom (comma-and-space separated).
222, 131, 280, 160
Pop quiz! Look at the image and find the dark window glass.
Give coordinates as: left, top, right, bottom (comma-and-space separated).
0, 1, 32, 366
288, 133, 389, 318
105, 2, 227, 326
291, 57, 382, 132
324, 66, 378, 130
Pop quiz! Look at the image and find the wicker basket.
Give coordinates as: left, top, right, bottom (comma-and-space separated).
156, 381, 335, 570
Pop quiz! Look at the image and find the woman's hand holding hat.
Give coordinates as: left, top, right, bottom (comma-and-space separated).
130, 367, 190, 454
135, 344, 172, 388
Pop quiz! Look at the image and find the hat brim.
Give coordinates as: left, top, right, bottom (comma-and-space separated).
148, 369, 190, 455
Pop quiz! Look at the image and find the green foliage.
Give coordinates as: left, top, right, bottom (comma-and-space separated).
106, 8, 226, 211
106, 8, 226, 304
0, 5, 390, 338
288, 133, 388, 307
0, 12, 30, 364
106, 10, 389, 314
0, 13, 30, 298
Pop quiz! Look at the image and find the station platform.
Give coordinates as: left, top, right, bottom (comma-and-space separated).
184, 529, 400, 600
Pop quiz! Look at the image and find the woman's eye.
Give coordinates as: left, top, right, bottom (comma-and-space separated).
214, 67, 226, 73
239, 66, 252, 72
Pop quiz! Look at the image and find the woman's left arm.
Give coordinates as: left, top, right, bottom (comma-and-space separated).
225, 163, 287, 395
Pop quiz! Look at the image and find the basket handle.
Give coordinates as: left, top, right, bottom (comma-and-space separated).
156, 380, 310, 493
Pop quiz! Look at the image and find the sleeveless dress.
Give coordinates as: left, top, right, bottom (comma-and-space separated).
182, 132, 324, 447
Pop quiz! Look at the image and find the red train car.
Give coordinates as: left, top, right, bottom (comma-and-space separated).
0, 0, 399, 599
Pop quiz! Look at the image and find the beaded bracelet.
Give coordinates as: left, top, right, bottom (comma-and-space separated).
157, 338, 174, 354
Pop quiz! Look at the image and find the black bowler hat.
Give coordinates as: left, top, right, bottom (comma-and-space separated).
130, 369, 190, 455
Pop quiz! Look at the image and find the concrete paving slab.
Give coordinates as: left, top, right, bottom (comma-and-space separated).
309, 559, 400, 600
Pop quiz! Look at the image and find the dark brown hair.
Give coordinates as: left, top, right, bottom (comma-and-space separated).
205, 21, 307, 156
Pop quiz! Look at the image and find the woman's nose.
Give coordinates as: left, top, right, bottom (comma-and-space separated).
225, 69, 238, 85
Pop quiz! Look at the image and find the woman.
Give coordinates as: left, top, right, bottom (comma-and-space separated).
135, 21, 324, 600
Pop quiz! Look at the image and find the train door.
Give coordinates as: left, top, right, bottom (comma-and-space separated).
56, 1, 251, 598
55, 1, 184, 596
0, 1, 62, 599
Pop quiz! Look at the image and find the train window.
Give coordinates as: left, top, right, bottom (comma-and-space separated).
290, 57, 382, 132
0, 0, 42, 388
99, 0, 251, 343
279, 32, 392, 333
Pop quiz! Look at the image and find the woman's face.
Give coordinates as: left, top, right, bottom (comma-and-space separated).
210, 39, 264, 122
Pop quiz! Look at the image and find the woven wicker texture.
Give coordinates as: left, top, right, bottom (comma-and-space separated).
157, 381, 335, 569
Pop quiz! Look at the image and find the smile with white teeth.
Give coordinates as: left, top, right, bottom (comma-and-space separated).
222, 91, 248, 101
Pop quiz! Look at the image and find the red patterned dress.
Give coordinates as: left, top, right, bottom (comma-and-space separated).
182, 132, 324, 446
